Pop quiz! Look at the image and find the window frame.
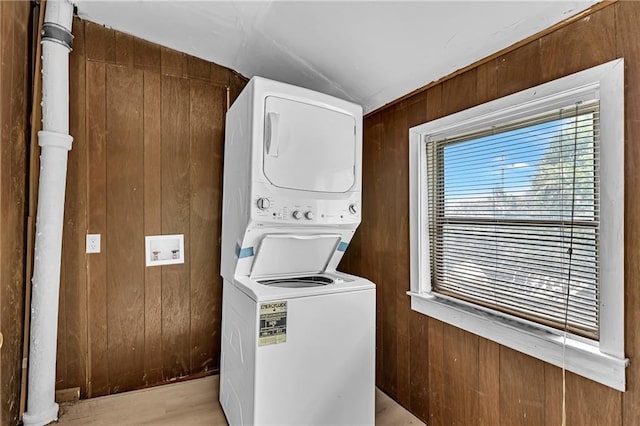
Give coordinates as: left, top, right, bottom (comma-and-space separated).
408, 59, 627, 391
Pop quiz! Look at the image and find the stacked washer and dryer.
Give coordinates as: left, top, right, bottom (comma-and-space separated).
220, 77, 375, 425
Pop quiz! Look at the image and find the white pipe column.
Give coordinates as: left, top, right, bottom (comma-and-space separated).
23, 1, 74, 426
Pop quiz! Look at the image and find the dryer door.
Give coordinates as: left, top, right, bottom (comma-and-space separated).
263, 96, 356, 193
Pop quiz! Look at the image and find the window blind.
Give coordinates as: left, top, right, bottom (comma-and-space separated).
426, 101, 600, 338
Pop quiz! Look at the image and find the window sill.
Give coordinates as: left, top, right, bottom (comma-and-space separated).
409, 291, 628, 391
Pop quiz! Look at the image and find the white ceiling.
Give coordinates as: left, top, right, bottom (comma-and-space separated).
75, 1, 599, 113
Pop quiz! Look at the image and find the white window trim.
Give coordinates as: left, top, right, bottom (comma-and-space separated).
408, 58, 627, 391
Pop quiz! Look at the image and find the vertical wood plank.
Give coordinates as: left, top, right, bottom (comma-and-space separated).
499, 347, 544, 426
210, 63, 230, 87
444, 326, 479, 424
543, 364, 562, 426
187, 55, 211, 81
350, 219, 363, 275
86, 61, 109, 397
478, 339, 500, 426
476, 59, 498, 105
85, 21, 116, 63
60, 11, 88, 396
408, 311, 429, 420
427, 319, 446, 425
426, 84, 443, 122
441, 69, 478, 116
379, 107, 397, 398
115, 31, 134, 68
0, 2, 5, 417
361, 113, 384, 388
57, 259, 68, 387
566, 373, 622, 425
142, 71, 163, 385
406, 91, 428, 128
392, 105, 411, 407
161, 47, 186, 78
188, 79, 223, 374
540, 6, 616, 82
210, 90, 226, 373
496, 40, 542, 98
134, 38, 161, 73
22, 3, 49, 419
161, 75, 191, 379
105, 64, 145, 393
0, 2, 30, 423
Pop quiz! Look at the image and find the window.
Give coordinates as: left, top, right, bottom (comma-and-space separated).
409, 59, 626, 391
430, 103, 600, 337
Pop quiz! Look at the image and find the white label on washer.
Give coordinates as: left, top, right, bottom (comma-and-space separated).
259, 301, 287, 346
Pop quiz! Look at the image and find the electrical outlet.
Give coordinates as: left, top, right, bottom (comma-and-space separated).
86, 234, 101, 254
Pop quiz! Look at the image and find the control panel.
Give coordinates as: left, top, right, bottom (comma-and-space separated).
253, 195, 360, 225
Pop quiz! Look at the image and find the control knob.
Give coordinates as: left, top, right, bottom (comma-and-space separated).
292, 210, 302, 220
257, 197, 270, 210
349, 204, 358, 214
305, 211, 314, 220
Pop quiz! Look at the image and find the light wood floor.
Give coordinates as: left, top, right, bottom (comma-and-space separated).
57, 375, 424, 425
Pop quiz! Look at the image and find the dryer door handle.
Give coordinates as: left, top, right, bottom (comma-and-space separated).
265, 112, 280, 157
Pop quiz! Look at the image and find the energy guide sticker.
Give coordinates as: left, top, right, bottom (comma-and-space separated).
259, 301, 287, 346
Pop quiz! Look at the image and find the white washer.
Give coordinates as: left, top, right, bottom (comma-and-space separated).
220, 77, 375, 425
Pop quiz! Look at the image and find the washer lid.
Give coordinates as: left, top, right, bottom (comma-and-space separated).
263, 96, 356, 193
250, 234, 342, 279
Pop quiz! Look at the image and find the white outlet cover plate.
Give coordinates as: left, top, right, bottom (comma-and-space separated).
86, 234, 101, 254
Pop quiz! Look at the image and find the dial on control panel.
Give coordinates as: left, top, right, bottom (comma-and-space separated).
257, 198, 270, 210
292, 210, 302, 220
305, 211, 314, 220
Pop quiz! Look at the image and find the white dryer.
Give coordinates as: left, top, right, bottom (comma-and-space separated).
220, 77, 375, 426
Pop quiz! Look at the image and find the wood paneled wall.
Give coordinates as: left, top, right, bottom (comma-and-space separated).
56, 19, 246, 398
0, 2, 31, 424
341, 2, 640, 424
